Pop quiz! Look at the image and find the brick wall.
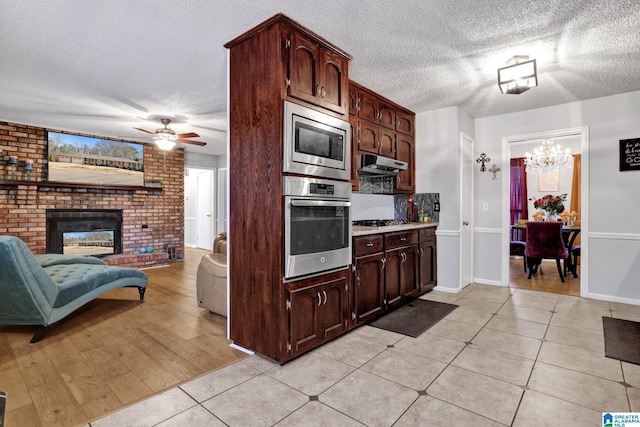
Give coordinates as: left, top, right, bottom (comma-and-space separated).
0, 121, 184, 268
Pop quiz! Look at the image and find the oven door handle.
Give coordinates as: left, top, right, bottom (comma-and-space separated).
290, 200, 351, 208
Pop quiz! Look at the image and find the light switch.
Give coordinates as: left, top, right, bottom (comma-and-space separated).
482, 203, 489, 211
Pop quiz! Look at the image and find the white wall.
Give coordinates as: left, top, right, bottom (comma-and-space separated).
415, 106, 467, 291
473, 90, 640, 302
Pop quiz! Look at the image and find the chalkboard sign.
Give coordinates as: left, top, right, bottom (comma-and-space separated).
620, 138, 640, 171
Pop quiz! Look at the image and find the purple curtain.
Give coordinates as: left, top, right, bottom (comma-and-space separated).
510, 158, 528, 241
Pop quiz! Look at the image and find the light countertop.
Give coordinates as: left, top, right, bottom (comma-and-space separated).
352, 222, 439, 237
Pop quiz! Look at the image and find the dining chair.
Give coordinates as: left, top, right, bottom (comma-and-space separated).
525, 221, 569, 282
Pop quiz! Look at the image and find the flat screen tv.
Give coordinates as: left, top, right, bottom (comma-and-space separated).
47, 131, 144, 186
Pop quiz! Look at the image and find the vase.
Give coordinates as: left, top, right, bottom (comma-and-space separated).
544, 211, 558, 222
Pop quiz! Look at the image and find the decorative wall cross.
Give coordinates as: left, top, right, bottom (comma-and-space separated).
488, 164, 501, 180
476, 153, 490, 172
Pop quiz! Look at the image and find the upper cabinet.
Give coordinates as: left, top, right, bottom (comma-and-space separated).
359, 91, 396, 129
288, 30, 349, 116
350, 81, 416, 193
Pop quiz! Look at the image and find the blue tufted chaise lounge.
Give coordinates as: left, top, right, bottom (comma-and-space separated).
0, 236, 148, 343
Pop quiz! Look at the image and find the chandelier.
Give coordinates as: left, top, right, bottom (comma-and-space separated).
525, 139, 572, 174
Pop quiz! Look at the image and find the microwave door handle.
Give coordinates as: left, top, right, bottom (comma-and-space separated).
290, 200, 351, 208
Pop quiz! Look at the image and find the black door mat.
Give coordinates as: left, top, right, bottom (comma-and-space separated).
370, 299, 458, 338
603, 317, 640, 365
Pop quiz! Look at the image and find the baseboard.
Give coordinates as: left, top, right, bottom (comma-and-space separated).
589, 293, 640, 307
432, 285, 460, 294
473, 278, 504, 287
230, 343, 255, 355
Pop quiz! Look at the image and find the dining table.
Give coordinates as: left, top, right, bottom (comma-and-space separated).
512, 223, 581, 278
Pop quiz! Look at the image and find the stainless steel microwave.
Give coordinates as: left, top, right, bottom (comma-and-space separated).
283, 101, 351, 181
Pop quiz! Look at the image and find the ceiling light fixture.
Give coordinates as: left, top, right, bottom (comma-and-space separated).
525, 139, 572, 174
153, 135, 177, 151
498, 55, 538, 94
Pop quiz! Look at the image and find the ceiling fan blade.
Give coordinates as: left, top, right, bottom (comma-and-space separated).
177, 132, 200, 138
133, 127, 155, 134
177, 138, 206, 146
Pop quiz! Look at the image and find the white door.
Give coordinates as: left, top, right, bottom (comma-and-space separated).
460, 133, 474, 288
197, 170, 214, 250
217, 168, 228, 233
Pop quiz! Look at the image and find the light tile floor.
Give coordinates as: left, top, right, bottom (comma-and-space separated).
87, 284, 640, 426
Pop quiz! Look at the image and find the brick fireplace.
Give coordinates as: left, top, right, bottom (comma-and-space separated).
0, 121, 185, 268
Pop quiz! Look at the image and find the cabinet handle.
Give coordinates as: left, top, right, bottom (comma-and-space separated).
321, 87, 326, 98
317, 292, 322, 307
322, 290, 327, 305
420, 248, 424, 256
401, 252, 406, 263
316, 84, 321, 97
380, 258, 386, 270
400, 237, 407, 241
366, 242, 374, 247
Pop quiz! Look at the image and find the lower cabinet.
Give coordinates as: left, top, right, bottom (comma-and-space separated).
287, 269, 348, 357
419, 228, 437, 292
352, 227, 437, 327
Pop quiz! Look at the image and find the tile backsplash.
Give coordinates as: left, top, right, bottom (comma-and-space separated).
356, 176, 395, 194
394, 193, 440, 223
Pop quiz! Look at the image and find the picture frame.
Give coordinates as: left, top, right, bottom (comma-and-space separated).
538, 170, 559, 192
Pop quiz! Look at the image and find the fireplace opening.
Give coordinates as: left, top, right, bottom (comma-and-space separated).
47, 209, 123, 257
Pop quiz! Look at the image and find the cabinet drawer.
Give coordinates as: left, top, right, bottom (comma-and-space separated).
385, 231, 418, 249
419, 228, 436, 241
354, 235, 383, 256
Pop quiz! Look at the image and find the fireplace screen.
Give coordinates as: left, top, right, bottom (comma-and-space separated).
63, 230, 115, 256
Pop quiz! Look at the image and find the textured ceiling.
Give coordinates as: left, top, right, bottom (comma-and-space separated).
1, 0, 639, 156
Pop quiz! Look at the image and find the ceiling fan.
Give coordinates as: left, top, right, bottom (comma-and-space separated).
132, 118, 206, 150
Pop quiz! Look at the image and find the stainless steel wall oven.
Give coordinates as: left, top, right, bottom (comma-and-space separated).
284, 176, 351, 279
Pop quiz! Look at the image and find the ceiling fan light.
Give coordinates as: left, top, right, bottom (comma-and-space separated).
154, 137, 176, 151
498, 56, 538, 94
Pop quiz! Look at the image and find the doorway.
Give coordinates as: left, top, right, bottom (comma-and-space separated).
501, 127, 589, 297
184, 168, 216, 250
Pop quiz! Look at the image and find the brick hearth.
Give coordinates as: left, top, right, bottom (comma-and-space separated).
0, 121, 185, 268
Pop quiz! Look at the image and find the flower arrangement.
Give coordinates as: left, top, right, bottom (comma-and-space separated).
533, 194, 567, 214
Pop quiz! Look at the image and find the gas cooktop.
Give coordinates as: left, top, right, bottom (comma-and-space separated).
352, 219, 408, 227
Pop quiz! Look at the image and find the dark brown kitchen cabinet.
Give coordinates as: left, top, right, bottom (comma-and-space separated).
288, 30, 348, 116
226, 14, 351, 363
385, 231, 419, 307
418, 228, 438, 292
352, 235, 385, 324
287, 269, 349, 357
357, 120, 395, 157
395, 133, 415, 193
349, 115, 360, 191
359, 90, 396, 129
396, 110, 415, 136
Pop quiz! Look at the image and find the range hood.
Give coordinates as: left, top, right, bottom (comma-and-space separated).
359, 154, 408, 176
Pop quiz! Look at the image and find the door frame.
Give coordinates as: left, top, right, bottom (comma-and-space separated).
460, 132, 474, 289
501, 126, 589, 297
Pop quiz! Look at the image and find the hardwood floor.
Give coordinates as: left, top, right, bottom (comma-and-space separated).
508, 257, 580, 296
0, 247, 246, 427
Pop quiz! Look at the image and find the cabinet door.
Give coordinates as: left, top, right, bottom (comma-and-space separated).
359, 91, 379, 123
318, 50, 348, 115
288, 31, 320, 106
396, 110, 415, 136
289, 284, 322, 355
349, 115, 360, 191
320, 277, 348, 340
378, 126, 396, 158
353, 252, 385, 324
419, 239, 437, 292
385, 248, 404, 307
348, 86, 359, 117
378, 102, 396, 130
359, 120, 379, 154
395, 134, 415, 193
400, 246, 419, 298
